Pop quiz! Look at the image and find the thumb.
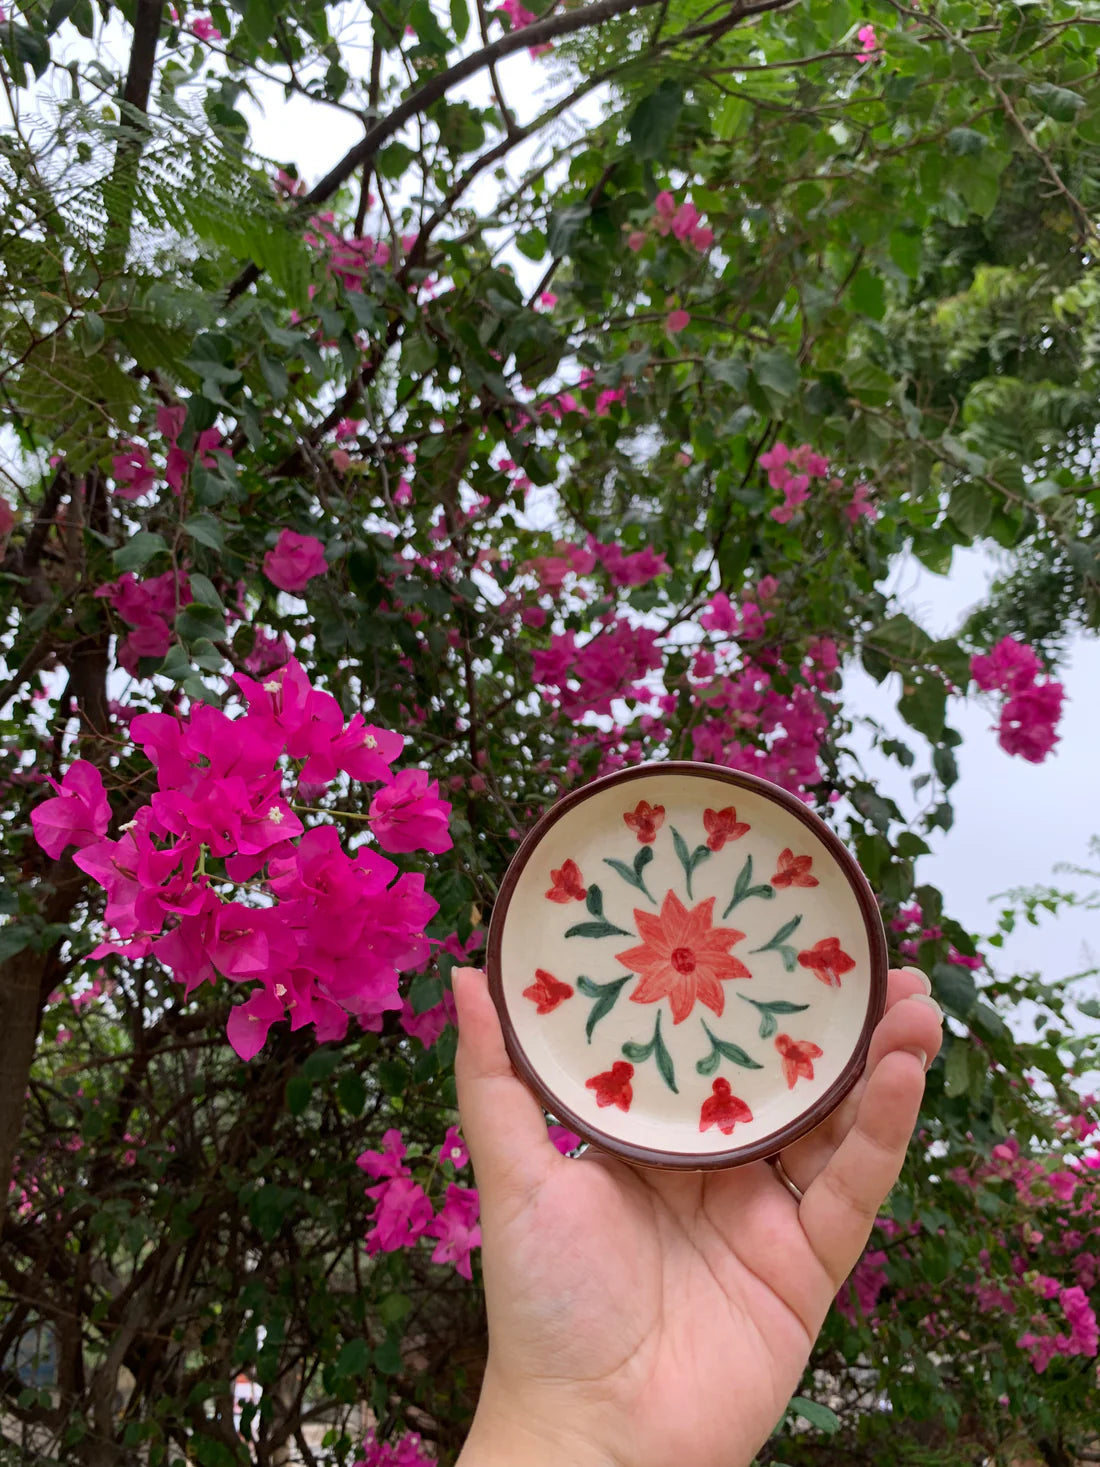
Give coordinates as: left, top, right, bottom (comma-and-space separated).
452, 966, 557, 1204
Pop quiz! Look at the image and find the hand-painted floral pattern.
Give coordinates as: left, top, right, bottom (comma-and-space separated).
522, 968, 574, 1013
797, 936, 855, 987
623, 799, 665, 844
615, 890, 751, 1024
586, 1061, 634, 1111
521, 796, 864, 1131
776, 1033, 823, 1088
703, 805, 750, 851
545, 858, 586, 903
771, 848, 819, 889
699, 1078, 753, 1134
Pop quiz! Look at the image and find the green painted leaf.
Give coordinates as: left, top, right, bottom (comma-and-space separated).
703, 1022, 763, 1070
789, 1397, 840, 1435
753, 915, 802, 952
628, 79, 683, 160
696, 1049, 720, 1077
672, 825, 691, 878
586, 883, 605, 918
565, 919, 631, 939
577, 974, 631, 1042
622, 1037, 654, 1062
604, 846, 655, 902
652, 1012, 678, 1094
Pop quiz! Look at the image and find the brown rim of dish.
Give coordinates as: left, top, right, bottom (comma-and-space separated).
485, 760, 889, 1171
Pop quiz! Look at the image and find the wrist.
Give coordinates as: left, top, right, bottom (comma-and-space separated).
457, 1375, 620, 1467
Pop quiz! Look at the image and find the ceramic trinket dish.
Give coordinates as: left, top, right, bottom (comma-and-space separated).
486, 762, 888, 1170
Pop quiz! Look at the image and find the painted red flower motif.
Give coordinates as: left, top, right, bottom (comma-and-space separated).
776, 1033, 824, 1089
545, 858, 587, 904
699, 1078, 753, 1135
703, 806, 751, 851
797, 936, 855, 988
615, 889, 751, 1025
522, 968, 574, 1014
586, 1061, 634, 1111
771, 848, 819, 889
623, 799, 666, 844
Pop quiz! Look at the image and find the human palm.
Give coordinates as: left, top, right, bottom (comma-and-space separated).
453, 965, 943, 1467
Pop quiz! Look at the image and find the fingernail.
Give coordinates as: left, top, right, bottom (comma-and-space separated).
904, 1046, 930, 1072
453, 966, 486, 982
899, 966, 932, 995
906, 993, 944, 1022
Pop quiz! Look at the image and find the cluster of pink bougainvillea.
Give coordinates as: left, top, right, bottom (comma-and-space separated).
889, 901, 983, 970
759, 440, 876, 525
111, 405, 228, 501
356, 1121, 578, 1283
29, 658, 453, 1059
353, 1428, 436, 1467
839, 1110, 1100, 1380
970, 635, 1065, 764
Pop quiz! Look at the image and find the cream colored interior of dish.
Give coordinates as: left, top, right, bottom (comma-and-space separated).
499, 773, 874, 1157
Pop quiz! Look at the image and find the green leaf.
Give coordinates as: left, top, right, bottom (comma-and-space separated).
723, 853, 775, 916
449, 0, 469, 41
603, 846, 655, 902
188, 573, 224, 612
943, 1039, 970, 1099
947, 127, 987, 156
1028, 82, 1085, 122
577, 974, 632, 1042
753, 350, 799, 398
337, 1072, 367, 1117
652, 1011, 678, 1094
713, 95, 748, 142
547, 203, 590, 257
585, 883, 605, 918
628, 80, 683, 160
112, 532, 167, 572
889, 228, 922, 279
753, 915, 802, 952
564, 919, 632, 939
949, 479, 992, 537
183, 513, 225, 551
175, 603, 227, 645
285, 1074, 311, 1116
696, 1049, 720, 1077
933, 962, 977, 1019
788, 1397, 840, 1435
699, 1021, 763, 1071
850, 269, 886, 320
739, 996, 810, 1040
333, 1338, 370, 1382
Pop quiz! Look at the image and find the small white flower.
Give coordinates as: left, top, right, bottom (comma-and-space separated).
263, 679, 281, 694
267, 806, 284, 824
363, 732, 378, 748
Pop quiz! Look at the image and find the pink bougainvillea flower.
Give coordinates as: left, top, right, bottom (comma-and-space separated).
545, 858, 587, 903
699, 591, 739, 635
190, 14, 222, 41
623, 799, 665, 844
522, 968, 574, 1014
665, 308, 690, 334
699, 1078, 752, 1135
426, 1183, 481, 1279
226, 985, 285, 1061
263, 529, 328, 592
586, 1061, 634, 1111
627, 230, 647, 252
364, 1175, 434, 1255
111, 446, 156, 500
798, 936, 855, 987
438, 1126, 469, 1170
971, 635, 1043, 694
998, 680, 1064, 763
0, 496, 14, 545
30, 760, 111, 858
616, 890, 751, 1024
856, 23, 879, 62
771, 848, 819, 889
357, 1128, 410, 1180
548, 1123, 581, 1154
368, 768, 453, 854
776, 1033, 823, 1089
703, 805, 750, 851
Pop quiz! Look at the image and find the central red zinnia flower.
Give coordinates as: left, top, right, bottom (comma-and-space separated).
615, 889, 751, 1024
